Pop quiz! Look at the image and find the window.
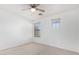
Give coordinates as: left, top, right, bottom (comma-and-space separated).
34, 22, 40, 37
51, 18, 60, 29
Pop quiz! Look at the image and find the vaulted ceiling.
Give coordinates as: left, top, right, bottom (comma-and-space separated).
0, 4, 79, 21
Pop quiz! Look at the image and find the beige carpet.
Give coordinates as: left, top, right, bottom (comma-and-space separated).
0, 42, 78, 55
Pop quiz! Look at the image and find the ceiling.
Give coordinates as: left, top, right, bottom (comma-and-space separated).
0, 4, 79, 21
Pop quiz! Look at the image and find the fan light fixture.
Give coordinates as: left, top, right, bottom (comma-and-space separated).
31, 8, 36, 12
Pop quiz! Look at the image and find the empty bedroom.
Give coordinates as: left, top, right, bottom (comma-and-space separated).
0, 4, 78, 55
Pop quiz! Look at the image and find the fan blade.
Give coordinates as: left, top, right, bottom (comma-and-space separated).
36, 8, 45, 12
30, 4, 40, 8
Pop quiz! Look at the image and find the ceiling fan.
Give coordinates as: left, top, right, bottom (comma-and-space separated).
22, 4, 45, 13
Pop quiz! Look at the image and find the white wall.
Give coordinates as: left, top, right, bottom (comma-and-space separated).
78, 9, 79, 52
33, 8, 79, 52
0, 9, 33, 50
